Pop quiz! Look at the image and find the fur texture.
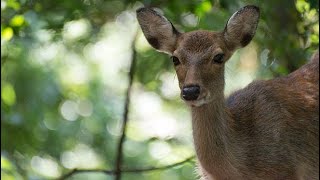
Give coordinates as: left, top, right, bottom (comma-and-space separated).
137, 5, 319, 180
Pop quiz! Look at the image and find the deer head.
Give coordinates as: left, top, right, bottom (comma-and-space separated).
137, 6, 260, 107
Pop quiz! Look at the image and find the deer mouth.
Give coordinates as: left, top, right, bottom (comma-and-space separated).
180, 87, 211, 107
183, 94, 210, 107
187, 98, 207, 107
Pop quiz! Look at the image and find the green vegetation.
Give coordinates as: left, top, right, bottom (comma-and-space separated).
1, 0, 318, 179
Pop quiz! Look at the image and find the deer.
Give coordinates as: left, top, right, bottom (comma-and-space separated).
136, 5, 319, 180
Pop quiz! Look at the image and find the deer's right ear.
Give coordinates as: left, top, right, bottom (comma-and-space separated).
136, 8, 180, 55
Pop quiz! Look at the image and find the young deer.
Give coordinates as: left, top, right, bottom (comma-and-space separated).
136, 5, 319, 180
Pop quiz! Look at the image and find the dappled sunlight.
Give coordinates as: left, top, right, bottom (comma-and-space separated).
123, 140, 143, 158
136, 32, 152, 53
83, 12, 137, 92
181, 12, 199, 27
1, 0, 6, 10
43, 115, 59, 131
149, 141, 172, 160
130, 89, 180, 139
160, 72, 180, 99
142, 115, 179, 139
133, 90, 162, 116
60, 99, 93, 121
36, 29, 54, 42
31, 43, 60, 64
60, 144, 102, 169
106, 119, 122, 137
149, 141, 194, 165
63, 19, 91, 41
62, 53, 90, 85
225, 43, 259, 96
239, 44, 258, 72
77, 99, 93, 117
31, 156, 61, 178
60, 100, 79, 121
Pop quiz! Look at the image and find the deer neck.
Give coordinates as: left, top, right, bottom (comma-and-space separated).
191, 89, 239, 176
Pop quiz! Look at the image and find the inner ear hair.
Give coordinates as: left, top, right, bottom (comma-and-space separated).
223, 5, 260, 50
136, 8, 180, 54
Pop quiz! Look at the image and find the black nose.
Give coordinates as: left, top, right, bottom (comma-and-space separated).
182, 85, 200, 101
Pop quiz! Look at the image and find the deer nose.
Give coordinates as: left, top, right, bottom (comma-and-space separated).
182, 85, 200, 101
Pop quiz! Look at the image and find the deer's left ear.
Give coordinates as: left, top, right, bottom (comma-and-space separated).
223, 5, 260, 50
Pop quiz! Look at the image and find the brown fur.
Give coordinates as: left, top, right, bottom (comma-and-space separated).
137, 5, 319, 180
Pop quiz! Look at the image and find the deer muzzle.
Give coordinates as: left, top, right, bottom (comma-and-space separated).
182, 85, 200, 101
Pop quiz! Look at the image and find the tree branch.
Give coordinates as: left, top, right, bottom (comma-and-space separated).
114, 31, 138, 180
122, 155, 196, 173
58, 169, 115, 180
58, 28, 196, 180
58, 155, 195, 180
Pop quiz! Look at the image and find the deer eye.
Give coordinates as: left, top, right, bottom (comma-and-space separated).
213, 53, 224, 64
171, 56, 180, 66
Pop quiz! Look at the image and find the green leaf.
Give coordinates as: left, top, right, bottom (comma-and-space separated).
10, 15, 25, 27
195, 0, 212, 17
1, 156, 13, 170
1, 173, 15, 180
311, 34, 319, 44
1, 83, 16, 106
6, 0, 21, 10
1, 27, 14, 41
296, 0, 310, 13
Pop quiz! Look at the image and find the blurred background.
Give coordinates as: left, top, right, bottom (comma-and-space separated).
1, 0, 319, 179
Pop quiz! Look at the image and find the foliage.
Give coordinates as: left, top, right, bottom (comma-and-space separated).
1, 0, 318, 179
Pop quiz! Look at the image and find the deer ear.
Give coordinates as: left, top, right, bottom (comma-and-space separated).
136, 8, 180, 54
223, 5, 260, 50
